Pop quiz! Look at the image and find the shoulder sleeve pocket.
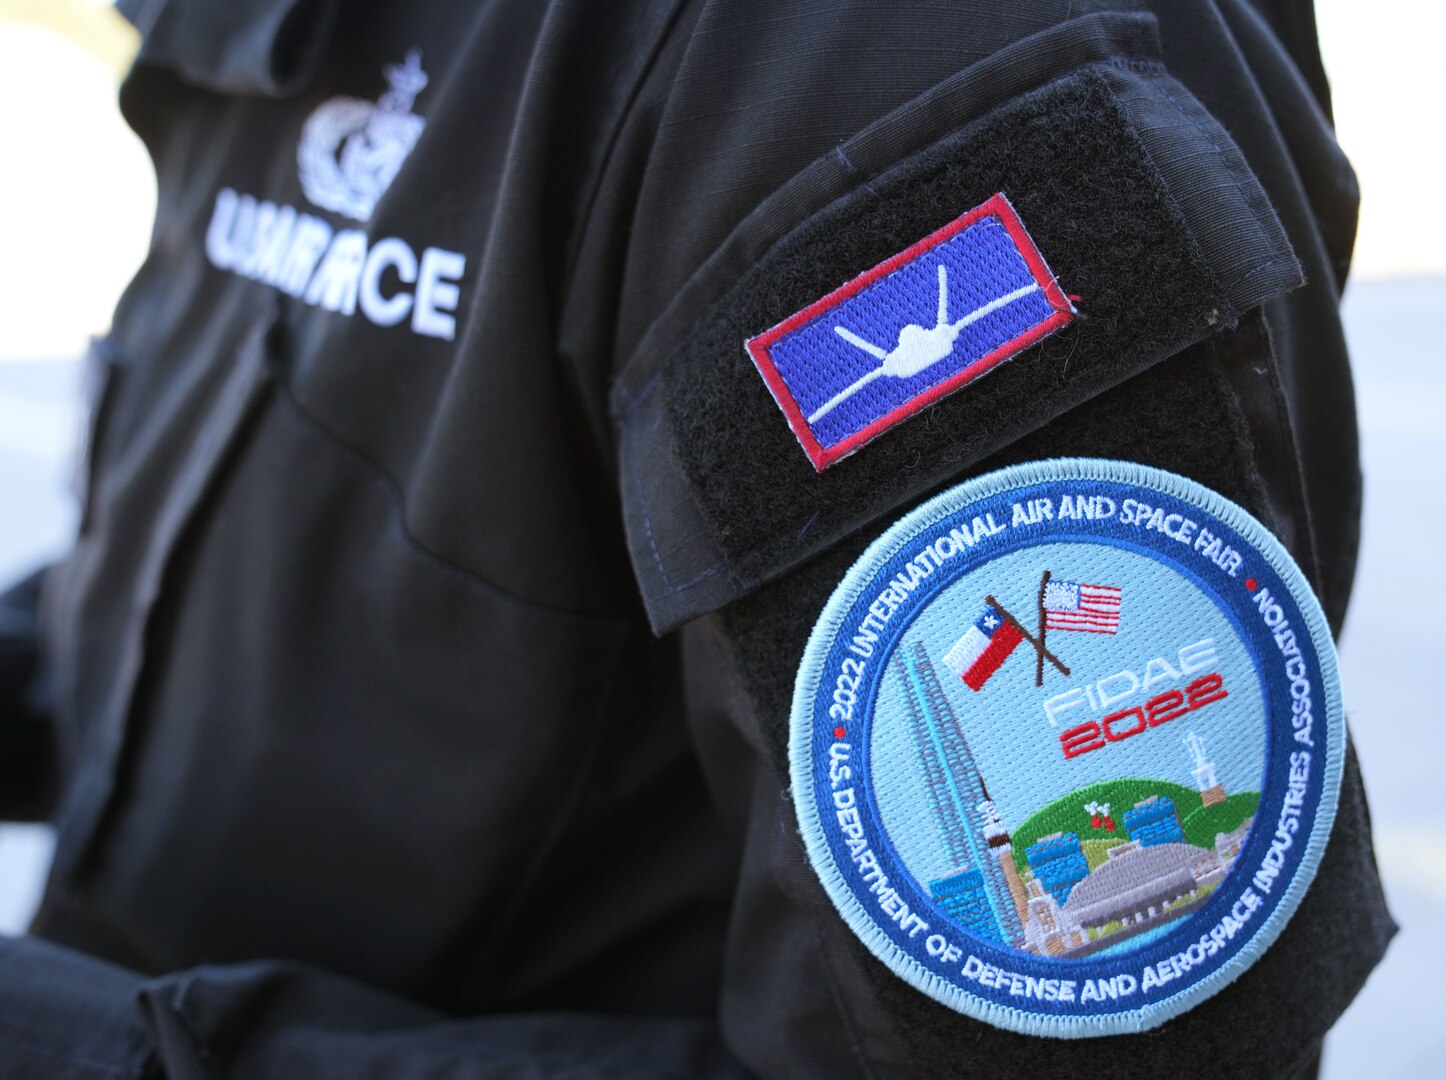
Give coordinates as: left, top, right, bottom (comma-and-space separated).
611, 11, 1302, 634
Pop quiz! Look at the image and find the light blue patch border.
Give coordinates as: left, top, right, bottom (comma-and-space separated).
788, 458, 1345, 1038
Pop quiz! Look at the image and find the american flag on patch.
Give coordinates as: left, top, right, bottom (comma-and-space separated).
1043, 580, 1122, 635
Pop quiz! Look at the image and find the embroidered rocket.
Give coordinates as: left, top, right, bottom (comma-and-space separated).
745, 193, 1074, 471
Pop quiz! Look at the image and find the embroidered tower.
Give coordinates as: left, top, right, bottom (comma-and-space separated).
978, 793, 1032, 929
1184, 731, 1228, 808
891, 641, 1026, 947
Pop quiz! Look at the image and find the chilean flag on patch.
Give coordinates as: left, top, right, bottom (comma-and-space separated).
941, 603, 1024, 692
744, 192, 1074, 471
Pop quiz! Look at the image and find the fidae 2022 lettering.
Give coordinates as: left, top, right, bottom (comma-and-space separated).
1059, 673, 1229, 760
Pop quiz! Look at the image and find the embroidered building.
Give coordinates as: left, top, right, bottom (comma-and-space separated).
1017, 815, 1255, 957
1215, 818, 1254, 864
1022, 879, 1089, 957
928, 868, 1004, 943
1025, 832, 1090, 906
1122, 795, 1185, 848
1061, 841, 1215, 941
893, 642, 1025, 947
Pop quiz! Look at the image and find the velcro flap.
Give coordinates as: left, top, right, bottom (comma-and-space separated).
614, 16, 1301, 634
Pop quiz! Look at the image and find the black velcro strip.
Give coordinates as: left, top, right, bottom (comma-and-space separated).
669, 70, 1225, 574
619, 59, 1300, 634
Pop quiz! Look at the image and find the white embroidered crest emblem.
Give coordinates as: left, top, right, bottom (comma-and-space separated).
297, 51, 428, 222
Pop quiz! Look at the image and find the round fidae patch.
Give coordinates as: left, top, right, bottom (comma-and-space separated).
790, 458, 1344, 1038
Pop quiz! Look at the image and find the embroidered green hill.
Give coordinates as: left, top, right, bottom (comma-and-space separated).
1181, 792, 1259, 849
1010, 778, 1260, 875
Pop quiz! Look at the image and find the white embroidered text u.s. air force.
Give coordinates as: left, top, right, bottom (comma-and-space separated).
205, 190, 466, 340
203, 52, 467, 341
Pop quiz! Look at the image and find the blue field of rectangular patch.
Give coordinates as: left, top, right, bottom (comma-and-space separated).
745, 193, 1074, 471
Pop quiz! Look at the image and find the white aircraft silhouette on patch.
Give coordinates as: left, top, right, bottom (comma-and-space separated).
807, 264, 1040, 424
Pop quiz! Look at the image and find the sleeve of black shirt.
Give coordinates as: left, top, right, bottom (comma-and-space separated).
594, 2, 1393, 1077
0, 936, 751, 1080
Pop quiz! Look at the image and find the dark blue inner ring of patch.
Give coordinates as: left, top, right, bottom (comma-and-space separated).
809, 478, 1325, 1017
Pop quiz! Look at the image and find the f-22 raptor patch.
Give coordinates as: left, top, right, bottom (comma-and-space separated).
745, 193, 1075, 471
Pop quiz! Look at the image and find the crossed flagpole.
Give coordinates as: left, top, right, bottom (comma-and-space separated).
987, 569, 1069, 688
1035, 569, 1054, 688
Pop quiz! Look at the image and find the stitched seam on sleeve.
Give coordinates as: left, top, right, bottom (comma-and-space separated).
1153, 76, 1294, 299
630, 403, 730, 595
561, 0, 696, 296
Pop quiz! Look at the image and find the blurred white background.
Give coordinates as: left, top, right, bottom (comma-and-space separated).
0, 2, 1441, 1075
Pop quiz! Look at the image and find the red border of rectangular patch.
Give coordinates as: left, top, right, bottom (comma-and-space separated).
744, 192, 1074, 472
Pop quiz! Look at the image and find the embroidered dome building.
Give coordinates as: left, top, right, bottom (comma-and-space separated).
1059, 841, 1221, 942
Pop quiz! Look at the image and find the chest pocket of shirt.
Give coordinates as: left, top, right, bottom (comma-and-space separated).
46, 296, 639, 1005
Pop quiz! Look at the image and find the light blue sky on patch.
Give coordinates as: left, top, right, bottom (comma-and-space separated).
869, 541, 1266, 885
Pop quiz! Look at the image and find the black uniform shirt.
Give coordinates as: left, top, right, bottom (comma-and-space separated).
0, 0, 1393, 1076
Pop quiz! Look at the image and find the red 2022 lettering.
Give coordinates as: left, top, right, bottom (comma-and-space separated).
1059, 673, 1229, 760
